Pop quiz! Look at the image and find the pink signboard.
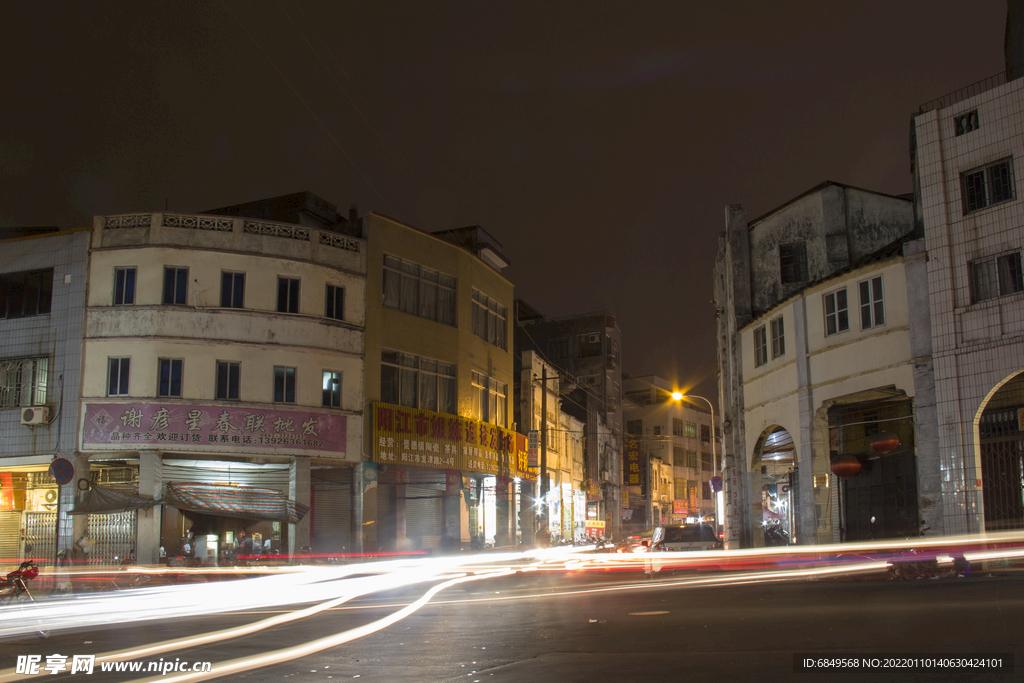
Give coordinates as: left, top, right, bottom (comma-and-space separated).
82, 402, 346, 454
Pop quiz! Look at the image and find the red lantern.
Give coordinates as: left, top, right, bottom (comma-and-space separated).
870, 432, 900, 453
830, 454, 862, 478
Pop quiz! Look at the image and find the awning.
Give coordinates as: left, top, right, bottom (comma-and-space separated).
70, 486, 160, 515
162, 483, 309, 524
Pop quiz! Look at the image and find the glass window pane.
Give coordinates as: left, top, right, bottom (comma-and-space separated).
400, 367, 418, 408
380, 365, 400, 405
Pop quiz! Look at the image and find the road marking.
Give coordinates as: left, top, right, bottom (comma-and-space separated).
629, 611, 669, 616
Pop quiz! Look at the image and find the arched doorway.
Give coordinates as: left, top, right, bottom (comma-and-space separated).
977, 371, 1024, 532
753, 426, 796, 546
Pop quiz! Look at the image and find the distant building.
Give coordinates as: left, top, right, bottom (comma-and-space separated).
622, 376, 718, 531
0, 227, 90, 566
912, 54, 1024, 535
713, 183, 936, 548
515, 303, 623, 538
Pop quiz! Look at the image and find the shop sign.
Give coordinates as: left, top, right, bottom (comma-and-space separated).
528, 430, 539, 467
370, 403, 535, 481
82, 402, 346, 455
623, 435, 644, 492
0, 473, 16, 510
584, 519, 606, 539
673, 500, 688, 515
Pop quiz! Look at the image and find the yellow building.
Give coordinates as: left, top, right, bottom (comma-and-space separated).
361, 215, 532, 553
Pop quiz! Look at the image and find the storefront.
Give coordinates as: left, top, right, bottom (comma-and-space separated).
369, 403, 534, 553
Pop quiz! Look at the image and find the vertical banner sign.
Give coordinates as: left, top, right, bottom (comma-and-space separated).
624, 436, 642, 492
528, 431, 539, 468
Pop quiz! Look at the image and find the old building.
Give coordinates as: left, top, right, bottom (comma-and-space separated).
0, 227, 90, 566
911, 57, 1024, 536
714, 182, 937, 547
622, 375, 719, 531
80, 202, 366, 563
515, 303, 624, 538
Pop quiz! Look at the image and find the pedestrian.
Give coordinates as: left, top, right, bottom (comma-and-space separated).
237, 529, 253, 556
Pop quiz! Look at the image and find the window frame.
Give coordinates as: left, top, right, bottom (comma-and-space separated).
753, 325, 768, 367
471, 289, 508, 350
382, 255, 456, 326
157, 358, 183, 398
0, 269, 53, 319
823, 288, 850, 337
779, 242, 808, 284
770, 316, 785, 358
277, 277, 300, 314
113, 267, 136, 306
325, 284, 344, 321
858, 275, 886, 329
970, 251, 1024, 304
220, 272, 246, 309
274, 366, 296, 404
381, 350, 456, 415
163, 267, 188, 306
107, 357, 131, 397
0, 357, 49, 408
322, 370, 342, 408
961, 157, 1015, 215
216, 361, 240, 400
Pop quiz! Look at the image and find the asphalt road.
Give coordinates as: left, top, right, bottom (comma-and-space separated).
2, 569, 1021, 683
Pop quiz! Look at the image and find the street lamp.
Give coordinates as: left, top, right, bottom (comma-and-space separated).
670, 392, 722, 527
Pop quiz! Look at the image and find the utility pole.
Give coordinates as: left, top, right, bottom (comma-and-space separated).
540, 365, 548, 536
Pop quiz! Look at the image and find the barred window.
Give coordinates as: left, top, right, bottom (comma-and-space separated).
970, 252, 1024, 303
780, 243, 808, 284
383, 255, 456, 325
0, 357, 48, 408
673, 418, 683, 436
673, 446, 685, 467
686, 450, 698, 469
962, 158, 1015, 214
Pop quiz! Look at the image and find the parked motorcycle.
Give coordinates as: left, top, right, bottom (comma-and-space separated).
763, 520, 791, 547
0, 560, 41, 604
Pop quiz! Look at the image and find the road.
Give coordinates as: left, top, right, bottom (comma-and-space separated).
1, 565, 1021, 683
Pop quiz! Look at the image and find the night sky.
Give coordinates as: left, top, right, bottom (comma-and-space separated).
1, 2, 1008, 400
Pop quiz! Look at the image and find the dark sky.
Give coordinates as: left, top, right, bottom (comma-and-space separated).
1, 1, 1007, 400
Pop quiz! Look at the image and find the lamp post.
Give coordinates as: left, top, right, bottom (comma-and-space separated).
670, 392, 721, 525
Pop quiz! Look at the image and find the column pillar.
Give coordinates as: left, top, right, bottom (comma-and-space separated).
288, 456, 311, 557
356, 462, 378, 554
137, 450, 162, 565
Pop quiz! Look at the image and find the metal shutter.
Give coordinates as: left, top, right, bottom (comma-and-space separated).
0, 511, 21, 563
162, 462, 291, 490
403, 469, 446, 552
311, 471, 352, 554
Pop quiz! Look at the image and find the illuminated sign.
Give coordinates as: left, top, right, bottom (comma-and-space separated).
370, 403, 535, 481
623, 435, 644, 491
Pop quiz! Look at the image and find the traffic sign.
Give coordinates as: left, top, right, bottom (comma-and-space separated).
49, 458, 75, 485
709, 476, 723, 493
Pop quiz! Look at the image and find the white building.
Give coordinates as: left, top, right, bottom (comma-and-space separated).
912, 67, 1024, 535
80, 208, 365, 563
714, 183, 939, 547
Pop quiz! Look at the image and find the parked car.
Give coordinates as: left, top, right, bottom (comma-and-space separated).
644, 524, 723, 576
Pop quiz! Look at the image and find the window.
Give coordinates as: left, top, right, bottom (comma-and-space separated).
674, 479, 687, 499
673, 446, 686, 466
216, 361, 240, 400
626, 419, 643, 435
0, 269, 53, 319
701, 424, 711, 443
157, 359, 182, 397
323, 371, 342, 408
702, 481, 713, 500
472, 289, 507, 350
114, 267, 136, 305
380, 350, 456, 414
472, 370, 508, 427
954, 110, 979, 136
962, 158, 1015, 214
780, 243, 808, 284
221, 272, 245, 308
970, 252, 1024, 303
771, 316, 785, 358
824, 288, 849, 336
653, 425, 662, 436
0, 357, 48, 407
753, 325, 768, 367
673, 418, 683, 437
685, 421, 697, 439
859, 276, 886, 329
686, 450, 698, 469
277, 277, 300, 314
108, 357, 130, 396
383, 255, 456, 325
701, 450, 712, 471
274, 366, 296, 403
325, 284, 344, 320
163, 267, 188, 305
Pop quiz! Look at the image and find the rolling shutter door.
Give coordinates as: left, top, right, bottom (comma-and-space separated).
404, 468, 446, 552
162, 463, 291, 490
0, 511, 21, 562
312, 470, 352, 554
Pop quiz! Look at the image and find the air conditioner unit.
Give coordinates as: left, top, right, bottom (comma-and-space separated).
21, 406, 50, 425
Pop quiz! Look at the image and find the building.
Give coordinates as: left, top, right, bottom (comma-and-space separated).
714, 182, 934, 547
622, 375, 719, 531
515, 303, 624, 538
362, 215, 533, 553
0, 227, 90, 567
80, 201, 366, 564
911, 51, 1024, 535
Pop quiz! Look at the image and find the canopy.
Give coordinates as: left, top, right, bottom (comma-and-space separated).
69, 486, 160, 515
162, 483, 309, 524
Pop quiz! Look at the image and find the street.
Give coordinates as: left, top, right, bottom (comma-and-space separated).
2, 563, 1021, 683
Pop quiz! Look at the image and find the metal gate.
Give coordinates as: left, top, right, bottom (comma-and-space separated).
842, 451, 918, 540
979, 407, 1024, 531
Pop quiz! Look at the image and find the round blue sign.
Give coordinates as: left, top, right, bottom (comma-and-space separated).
709, 476, 723, 493
49, 458, 75, 485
